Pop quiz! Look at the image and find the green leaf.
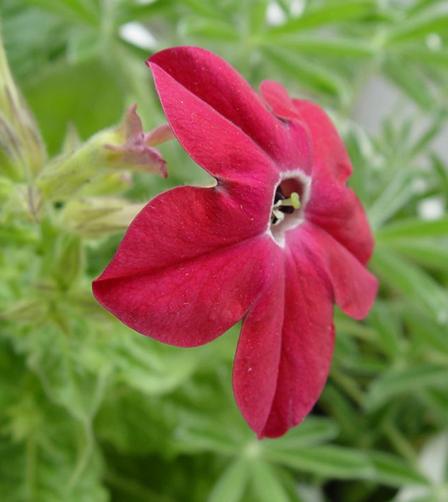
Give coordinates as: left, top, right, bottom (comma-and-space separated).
263, 445, 374, 480
367, 364, 448, 410
181, 0, 222, 18
263, 36, 375, 58
407, 0, 447, 17
268, 0, 376, 35
405, 310, 448, 357
117, 0, 174, 24
250, 461, 290, 502
24, 0, 100, 26
247, 0, 269, 35
110, 334, 199, 396
371, 246, 448, 320
367, 303, 402, 357
369, 451, 429, 487
431, 154, 448, 195
395, 47, 448, 69
17, 325, 109, 424
263, 417, 339, 450
386, 12, 448, 45
0, 396, 107, 502
24, 59, 124, 155
181, 18, 239, 41
264, 47, 346, 100
411, 113, 447, 155
54, 234, 83, 290
368, 170, 416, 230
96, 390, 175, 455
208, 459, 249, 502
424, 388, 448, 423
381, 240, 448, 271
384, 58, 435, 110
377, 217, 448, 240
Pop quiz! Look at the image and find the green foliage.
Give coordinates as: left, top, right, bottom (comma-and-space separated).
0, 0, 447, 501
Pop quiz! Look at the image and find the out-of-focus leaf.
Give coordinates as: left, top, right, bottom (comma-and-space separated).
369, 451, 429, 487
371, 246, 448, 320
263, 36, 375, 58
377, 217, 448, 240
405, 310, 448, 357
262, 417, 339, 451
407, 0, 447, 17
431, 154, 448, 195
181, 0, 221, 18
264, 47, 347, 100
384, 58, 436, 110
367, 303, 402, 357
181, 18, 239, 41
268, 0, 376, 35
24, 0, 100, 26
208, 458, 249, 502
24, 59, 124, 154
411, 113, 447, 155
53, 234, 83, 290
394, 431, 448, 501
247, 0, 268, 35
386, 11, 448, 45
263, 445, 374, 480
382, 240, 448, 271
320, 385, 363, 441
96, 390, 174, 455
116, 0, 174, 24
0, 390, 107, 502
396, 47, 448, 69
110, 334, 199, 396
24, 327, 109, 423
368, 168, 416, 229
367, 364, 448, 410
424, 389, 448, 423
250, 461, 290, 502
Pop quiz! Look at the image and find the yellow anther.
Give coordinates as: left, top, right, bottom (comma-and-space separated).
279, 192, 301, 210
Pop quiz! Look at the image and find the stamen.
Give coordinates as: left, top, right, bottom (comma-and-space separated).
271, 191, 301, 225
278, 192, 300, 210
272, 208, 285, 223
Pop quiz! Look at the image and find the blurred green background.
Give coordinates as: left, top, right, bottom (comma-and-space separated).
1, 1, 448, 501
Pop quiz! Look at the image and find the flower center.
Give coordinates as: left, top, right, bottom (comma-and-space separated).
269, 173, 310, 246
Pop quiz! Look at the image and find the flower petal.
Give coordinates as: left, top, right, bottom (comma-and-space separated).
293, 99, 352, 182
260, 80, 302, 121
234, 250, 334, 438
306, 183, 375, 265
289, 98, 374, 263
288, 223, 378, 320
233, 246, 285, 435
93, 185, 274, 347
148, 47, 310, 174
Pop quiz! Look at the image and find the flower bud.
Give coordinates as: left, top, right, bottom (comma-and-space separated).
0, 299, 47, 323
61, 197, 144, 237
53, 234, 83, 290
37, 105, 169, 201
0, 32, 46, 179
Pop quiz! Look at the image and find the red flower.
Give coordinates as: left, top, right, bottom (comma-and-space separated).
93, 47, 378, 438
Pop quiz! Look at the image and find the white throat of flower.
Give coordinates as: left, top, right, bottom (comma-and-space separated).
267, 170, 311, 248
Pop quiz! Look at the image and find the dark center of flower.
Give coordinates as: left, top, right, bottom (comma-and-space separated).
269, 175, 309, 245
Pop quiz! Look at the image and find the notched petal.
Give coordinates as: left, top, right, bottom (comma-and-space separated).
260, 80, 302, 121
92, 185, 275, 347
234, 251, 335, 439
